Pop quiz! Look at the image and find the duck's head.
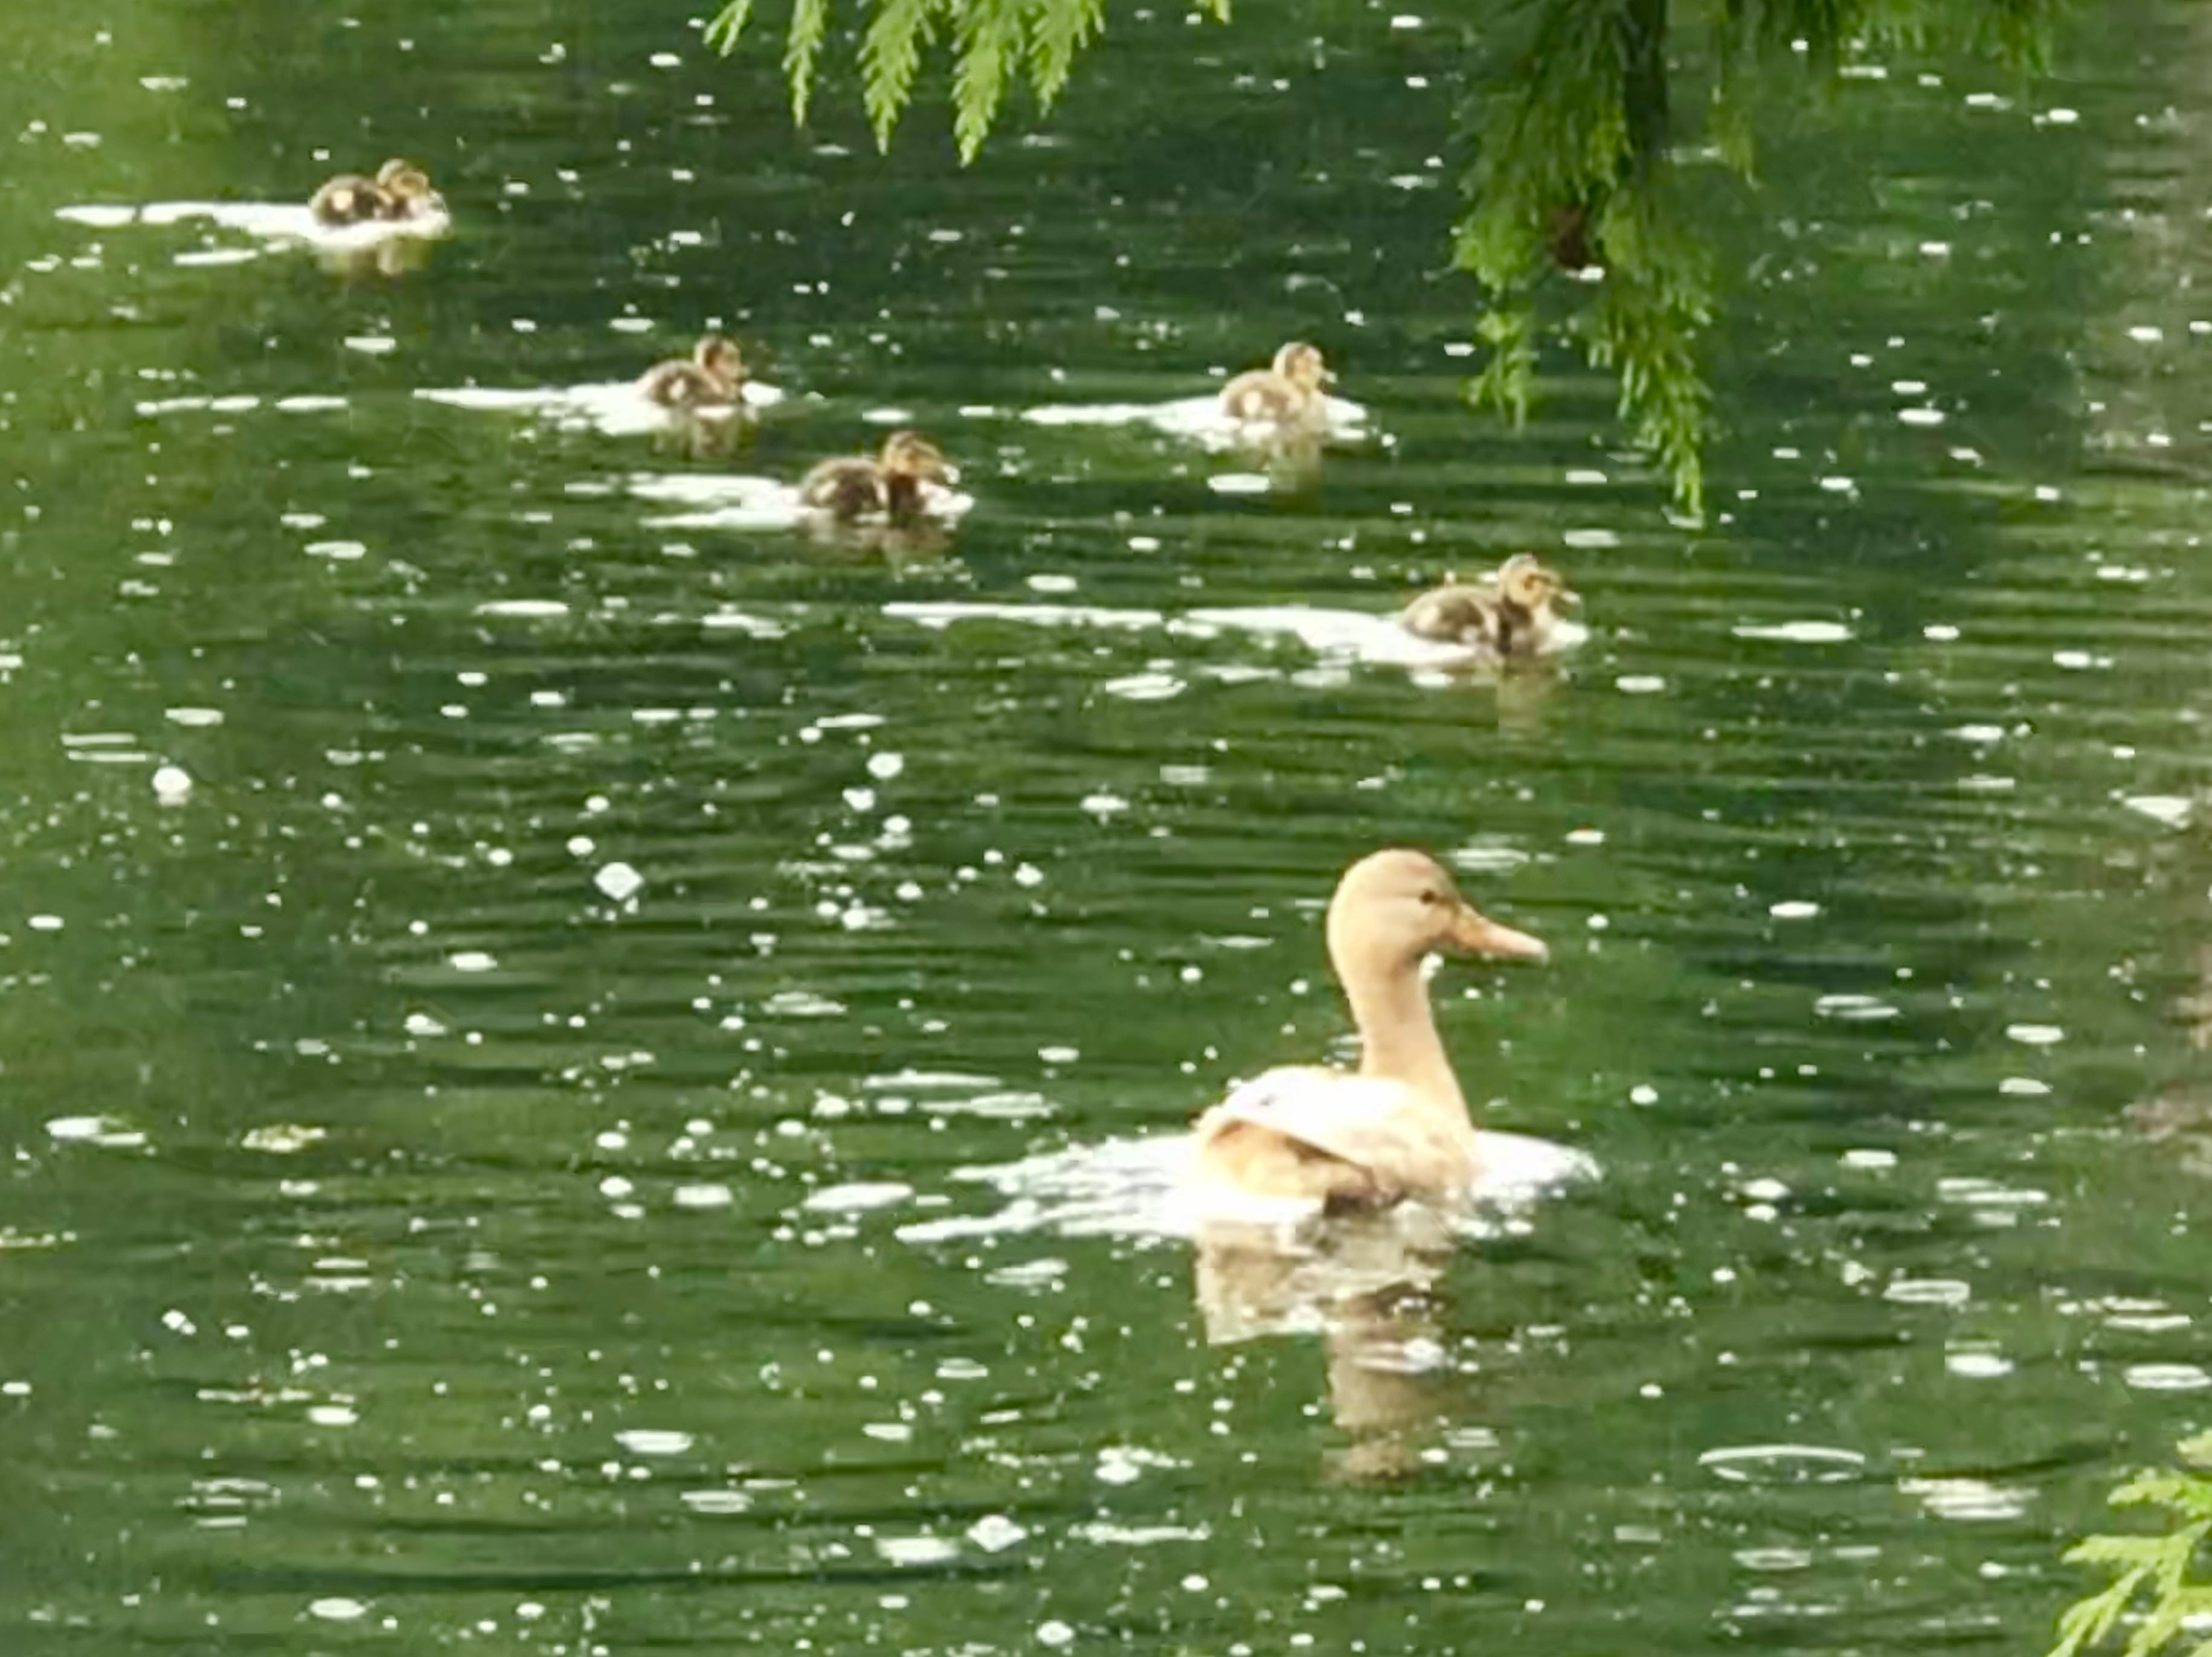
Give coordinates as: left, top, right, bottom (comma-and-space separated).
880, 430, 956, 485
693, 333, 745, 386
1496, 553, 1577, 616
1326, 848, 1547, 975
1273, 341, 1335, 394
373, 159, 440, 209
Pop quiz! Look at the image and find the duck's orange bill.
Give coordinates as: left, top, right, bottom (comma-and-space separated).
1450, 907, 1548, 963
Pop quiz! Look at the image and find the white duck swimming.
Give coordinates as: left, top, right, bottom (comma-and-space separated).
1189, 848, 1547, 1210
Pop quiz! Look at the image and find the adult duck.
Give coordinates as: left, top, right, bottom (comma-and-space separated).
1190, 848, 1546, 1210
1399, 553, 1580, 663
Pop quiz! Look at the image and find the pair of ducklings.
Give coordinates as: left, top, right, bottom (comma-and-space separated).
632, 334, 954, 522
1401, 553, 1579, 662
1222, 348, 1585, 665
309, 159, 446, 228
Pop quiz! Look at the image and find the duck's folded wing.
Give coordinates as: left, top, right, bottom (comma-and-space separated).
1198, 1068, 1424, 1167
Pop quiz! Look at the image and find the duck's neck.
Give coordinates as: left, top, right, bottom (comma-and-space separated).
1341, 952, 1470, 1124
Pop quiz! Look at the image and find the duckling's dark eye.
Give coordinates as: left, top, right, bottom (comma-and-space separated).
1419, 889, 1443, 906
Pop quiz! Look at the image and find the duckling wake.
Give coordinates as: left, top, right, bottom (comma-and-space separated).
57, 197, 452, 260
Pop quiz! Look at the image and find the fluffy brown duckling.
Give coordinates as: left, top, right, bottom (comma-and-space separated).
797, 431, 956, 522
309, 159, 445, 227
1190, 848, 1547, 1210
636, 334, 747, 409
1219, 342, 1336, 426
1399, 553, 1580, 662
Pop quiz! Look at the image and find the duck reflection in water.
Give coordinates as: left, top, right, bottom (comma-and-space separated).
314, 234, 442, 280
645, 408, 760, 461
799, 513, 958, 564
1194, 1205, 1463, 1482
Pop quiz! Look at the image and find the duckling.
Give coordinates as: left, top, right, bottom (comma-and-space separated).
1399, 553, 1579, 662
798, 431, 956, 522
309, 159, 445, 227
1219, 342, 1335, 428
636, 335, 747, 409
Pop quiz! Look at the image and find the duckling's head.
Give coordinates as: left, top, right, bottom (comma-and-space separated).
1326, 848, 1548, 976
693, 333, 744, 385
1496, 553, 1577, 615
1272, 342, 1335, 394
373, 160, 439, 207
879, 431, 955, 485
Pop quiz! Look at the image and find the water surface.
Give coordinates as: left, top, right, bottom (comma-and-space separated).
5, 1, 2212, 1652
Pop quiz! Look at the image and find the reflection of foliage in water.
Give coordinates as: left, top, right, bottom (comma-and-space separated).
708, 0, 2065, 510
2050, 1431, 2212, 1657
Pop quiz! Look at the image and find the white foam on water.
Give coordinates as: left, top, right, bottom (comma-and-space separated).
62, 197, 455, 256
626, 469, 967, 531
1018, 391, 1370, 449
898, 1126, 1592, 1249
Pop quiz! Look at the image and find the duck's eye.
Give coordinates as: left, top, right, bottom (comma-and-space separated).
1418, 889, 1442, 906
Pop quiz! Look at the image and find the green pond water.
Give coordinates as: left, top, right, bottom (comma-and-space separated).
7, 0, 2212, 1652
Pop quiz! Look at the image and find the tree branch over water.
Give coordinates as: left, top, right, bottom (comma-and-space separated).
2051, 1431, 2212, 1657
707, 0, 2068, 514
707, 0, 1226, 155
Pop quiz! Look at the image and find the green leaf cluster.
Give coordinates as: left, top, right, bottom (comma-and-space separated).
706, 0, 1227, 159
705, 0, 2069, 511
2052, 1432, 2212, 1657
1454, 0, 1711, 514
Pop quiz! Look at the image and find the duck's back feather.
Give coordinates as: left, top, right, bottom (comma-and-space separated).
637, 361, 731, 408
799, 457, 885, 520
1193, 1067, 1475, 1207
1399, 584, 1502, 647
310, 176, 382, 226
1220, 370, 1313, 426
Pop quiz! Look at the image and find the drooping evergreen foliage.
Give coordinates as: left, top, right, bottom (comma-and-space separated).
706, 0, 2066, 513
707, 0, 1226, 157
2051, 1432, 2212, 1657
